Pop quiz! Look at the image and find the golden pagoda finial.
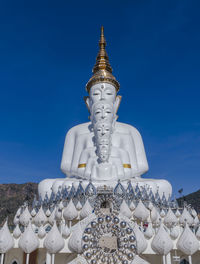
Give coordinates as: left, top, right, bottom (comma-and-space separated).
86, 26, 120, 93
92, 26, 112, 74
99, 26, 106, 50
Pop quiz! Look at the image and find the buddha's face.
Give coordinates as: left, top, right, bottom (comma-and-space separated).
91, 101, 114, 124
94, 121, 112, 139
90, 83, 116, 104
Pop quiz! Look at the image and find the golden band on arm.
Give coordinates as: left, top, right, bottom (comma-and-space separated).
78, 163, 86, 168
123, 164, 131, 168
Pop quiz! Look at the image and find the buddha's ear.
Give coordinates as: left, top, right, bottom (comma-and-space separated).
114, 95, 122, 114
84, 96, 90, 113
112, 116, 117, 131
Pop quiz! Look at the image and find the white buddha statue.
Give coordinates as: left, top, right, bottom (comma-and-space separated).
60, 27, 148, 179
38, 27, 172, 199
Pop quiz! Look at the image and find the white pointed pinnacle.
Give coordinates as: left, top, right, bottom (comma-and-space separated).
120, 200, 132, 219
154, 213, 161, 225
13, 215, 20, 226
38, 225, 46, 239
148, 202, 154, 210
151, 221, 173, 255
62, 224, 71, 239
80, 200, 93, 219
33, 206, 47, 227
48, 207, 56, 225
76, 201, 82, 211
0, 220, 14, 253
144, 223, 154, 239
68, 223, 85, 254
191, 208, 197, 218
46, 208, 51, 217
44, 221, 64, 254
16, 207, 22, 216
170, 225, 179, 240
129, 201, 136, 211
13, 208, 21, 225
150, 206, 158, 223
159, 209, 166, 218
13, 224, 21, 239
175, 209, 181, 218
31, 208, 37, 217
133, 223, 148, 254
58, 201, 64, 210
133, 200, 149, 222
179, 207, 194, 226
177, 221, 199, 255
19, 206, 32, 226
63, 200, 78, 221
164, 208, 178, 226
193, 215, 199, 226
19, 221, 39, 253
55, 207, 62, 221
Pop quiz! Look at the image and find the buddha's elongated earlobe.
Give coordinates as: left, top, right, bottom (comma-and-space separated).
84, 96, 90, 113
114, 95, 122, 114
112, 116, 117, 132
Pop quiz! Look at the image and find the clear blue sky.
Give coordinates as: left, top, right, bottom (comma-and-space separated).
0, 0, 200, 197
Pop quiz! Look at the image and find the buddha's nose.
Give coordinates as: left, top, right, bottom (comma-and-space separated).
101, 92, 105, 100
101, 111, 105, 119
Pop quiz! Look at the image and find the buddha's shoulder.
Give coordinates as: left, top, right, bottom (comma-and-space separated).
66, 122, 92, 136
115, 121, 141, 136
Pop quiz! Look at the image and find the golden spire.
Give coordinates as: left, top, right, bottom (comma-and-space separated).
86, 26, 120, 93
93, 26, 112, 73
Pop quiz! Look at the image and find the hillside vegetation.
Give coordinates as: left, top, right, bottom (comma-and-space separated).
0, 182, 37, 226
177, 189, 200, 213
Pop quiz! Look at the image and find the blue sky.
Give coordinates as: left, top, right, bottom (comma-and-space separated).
0, 0, 200, 197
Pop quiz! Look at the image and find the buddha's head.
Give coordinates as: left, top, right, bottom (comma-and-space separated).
94, 120, 113, 139
84, 27, 121, 115
91, 100, 116, 124
90, 83, 116, 104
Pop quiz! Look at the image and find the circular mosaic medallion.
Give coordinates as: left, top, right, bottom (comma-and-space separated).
82, 214, 137, 264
